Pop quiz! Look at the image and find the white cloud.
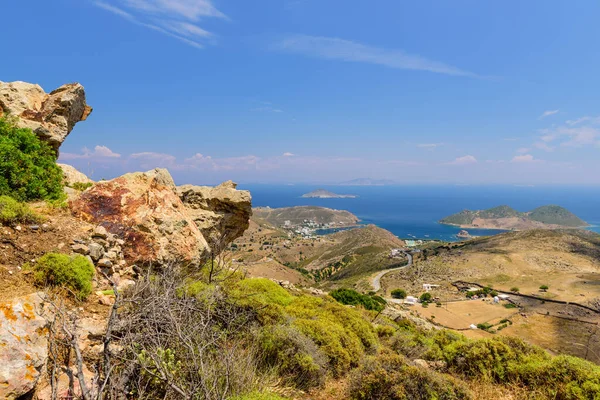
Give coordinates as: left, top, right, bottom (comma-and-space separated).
417, 143, 444, 149
511, 154, 538, 163
275, 35, 477, 77
448, 155, 478, 165
516, 147, 530, 154
539, 126, 600, 148
282, 152, 295, 157
60, 145, 121, 160
534, 142, 554, 152
539, 109, 559, 119
93, 0, 225, 48
566, 116, 600, 126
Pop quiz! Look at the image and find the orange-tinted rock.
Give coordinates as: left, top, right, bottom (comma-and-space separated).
0, 293, 48, 400
71, 168, 209, 266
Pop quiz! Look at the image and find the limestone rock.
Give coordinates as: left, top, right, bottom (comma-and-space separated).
0, 293, 48, 400
71, 243, 90, 255
71, 168, 210, 266
177, 180, 252, 249
88, 242, 105, 261
58, 163, 93, 185
0, 81, 92, 151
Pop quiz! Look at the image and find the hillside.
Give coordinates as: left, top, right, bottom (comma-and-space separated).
228, 216, 406, 288
382, 229, 600, 363
253, 206, 360, 227
440, 204, 588, 230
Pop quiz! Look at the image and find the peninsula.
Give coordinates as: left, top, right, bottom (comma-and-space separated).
440, 205, 589, 230
301, 189, 358, 198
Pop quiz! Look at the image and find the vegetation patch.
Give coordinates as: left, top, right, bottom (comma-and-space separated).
0, 118, 64, 201
30, 253, 95, 299
330, 288, 386, 312
0, 195, 41, 225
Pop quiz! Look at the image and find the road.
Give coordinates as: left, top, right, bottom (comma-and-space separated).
370, 252, 413, 292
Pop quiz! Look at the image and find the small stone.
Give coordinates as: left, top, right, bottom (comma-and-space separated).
89, 243, 105, 261
41, 223, 51, 232
15, 225, 22, 231
105, 251, 117, 261
71, 244, 90, 255
116, 239, 125, 246
97, 258, 113, 268
28, 225, 39, 231
98, 294, 114, 306
92, 225, 108, 239
93, 238, 109, 248
57, 242, 65, 250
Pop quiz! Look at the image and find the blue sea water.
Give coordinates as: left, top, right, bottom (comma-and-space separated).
238, 184, 600, 242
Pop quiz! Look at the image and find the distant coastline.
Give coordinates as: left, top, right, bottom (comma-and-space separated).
301, 189, 358, 198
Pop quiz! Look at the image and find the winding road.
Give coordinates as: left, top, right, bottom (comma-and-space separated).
370, 252, 413, 292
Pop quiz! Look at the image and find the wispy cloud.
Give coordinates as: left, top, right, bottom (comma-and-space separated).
93, 0, 226, 48
61, 145, 122, 160
417, 143, 444, 149
539, 109, 559, 119
511, 154, 540, 163
566, 116, 600, 126
275, 35, 477, 77
516, 147, 530, 154
252, 106, 283, 113
448, 155, 478, 165
282, 152, 295, 157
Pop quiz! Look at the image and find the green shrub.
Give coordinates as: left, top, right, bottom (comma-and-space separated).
287, 295, 378, 376
31, 253, 95, 299
391, 289, 407, 299
229, 392, 286, 400
257, 325, 327, 389
330, 288, 386, 312
540, 284, 549, 292
504, 303, 517, 309
510, 287, 520, 293
0, 118, 64, 201
0, 195, 40, 224
348, 350, 472, 400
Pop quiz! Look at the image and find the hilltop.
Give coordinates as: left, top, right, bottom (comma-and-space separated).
440, 205, 588, 230
253, 206, 360, 228
301, 189, 358, 198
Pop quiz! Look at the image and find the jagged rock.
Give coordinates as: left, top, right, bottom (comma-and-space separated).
97, 258, 113, 268
177, 180, 252, 249
71, 168, 209, 266
92, 225, 108, 239
0, 293, 48, 400
88, 242, 105, 261
58, 163, 93, 185
71, 243, 90, 255
0, 81, 92, 151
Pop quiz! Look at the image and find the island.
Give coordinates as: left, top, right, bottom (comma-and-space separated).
253, 206, 360, 228
440, 205, 589, 230
301, 189, 358, 198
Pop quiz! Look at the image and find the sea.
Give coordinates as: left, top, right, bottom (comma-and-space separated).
238, 184, 600, 242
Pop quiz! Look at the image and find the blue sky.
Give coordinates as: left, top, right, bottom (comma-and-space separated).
3, 0, 600, 185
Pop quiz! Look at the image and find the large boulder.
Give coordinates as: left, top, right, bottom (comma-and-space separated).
177, 181, 252, 249
70, 168, 210, 266
58, 163, 94, 186
0, 81, 92, 151
0, 293, 49, 400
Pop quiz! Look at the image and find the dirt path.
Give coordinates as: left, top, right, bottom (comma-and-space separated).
371, 252, 412, 292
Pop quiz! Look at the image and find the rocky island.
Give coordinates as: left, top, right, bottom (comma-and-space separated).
440, 205, 589, 230
301, 188, 358, 198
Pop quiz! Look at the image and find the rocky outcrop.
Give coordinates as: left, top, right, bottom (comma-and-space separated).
0, 293, 48, 400
70, 169, 252, 266
59, 163, 94, 186
70, 168, 208, 266
0, 81, 92, 151
178, 181, 252, 248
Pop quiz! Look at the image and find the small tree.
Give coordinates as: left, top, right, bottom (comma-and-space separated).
540, 285, 549, 292
391, 289, 407, 299
419, 292, 433, 304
